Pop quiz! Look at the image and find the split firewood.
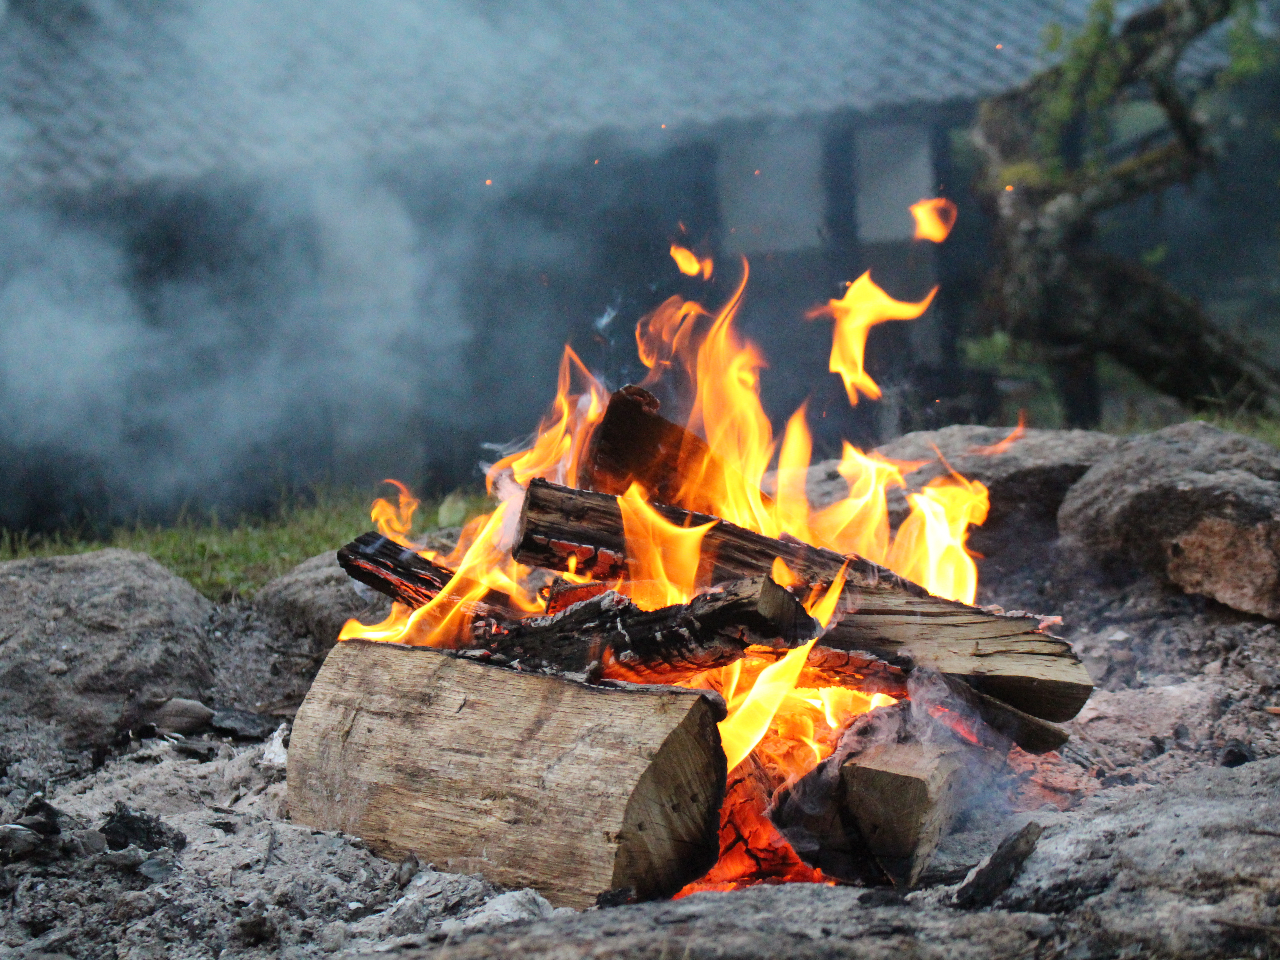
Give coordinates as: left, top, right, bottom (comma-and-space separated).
936, 674, 1067, 756
288, 640, 726, 909
838, 704, 1001, 888
514, 478, 1093, 722
581, 385, 769, 515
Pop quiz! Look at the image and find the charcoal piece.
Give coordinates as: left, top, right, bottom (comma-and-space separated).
211, 708, 278, 740
952, 821, 1043, 909
100, 802, 187, 853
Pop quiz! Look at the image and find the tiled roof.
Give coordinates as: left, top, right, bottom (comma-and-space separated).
0, 0, 1243, 194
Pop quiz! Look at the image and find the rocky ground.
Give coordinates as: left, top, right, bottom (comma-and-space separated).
1, 421, 1279, 959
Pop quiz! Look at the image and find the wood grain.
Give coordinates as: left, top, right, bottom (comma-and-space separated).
287, 641, 726, 908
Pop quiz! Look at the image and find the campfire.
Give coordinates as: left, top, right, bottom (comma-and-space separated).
286, 202, 1093, 909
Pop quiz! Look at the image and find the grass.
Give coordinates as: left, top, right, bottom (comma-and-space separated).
0, 486, 491, 601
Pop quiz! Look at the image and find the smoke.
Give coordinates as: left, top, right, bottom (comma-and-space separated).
0, 167, 502, 530
0, 1, 716, 532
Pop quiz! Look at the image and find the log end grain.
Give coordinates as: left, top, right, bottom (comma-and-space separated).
287, 641, 726, 909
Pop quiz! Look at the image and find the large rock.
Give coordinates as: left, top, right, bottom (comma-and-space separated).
253, 551, 382, 652
1058, 421, 1280, 618
873, 424, 1121, 526
356, 759, 1280, 960
0, 550, 213, 745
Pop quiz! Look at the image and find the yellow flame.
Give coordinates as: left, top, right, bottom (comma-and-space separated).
887, 474, 989, 604
370, 479, 419, 546
618, 483, 717, 611
490, 345, 608, 490
718, 637, 816, 772
807, 272, 937, 406
670, 244, 713, 279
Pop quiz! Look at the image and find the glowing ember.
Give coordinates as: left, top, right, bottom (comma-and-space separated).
340, 198, 1006, 893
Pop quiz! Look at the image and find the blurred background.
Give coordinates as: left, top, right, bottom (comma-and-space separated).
0, 0, 1277, 534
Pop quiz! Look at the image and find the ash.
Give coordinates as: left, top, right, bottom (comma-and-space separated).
2, 424, 1280, 960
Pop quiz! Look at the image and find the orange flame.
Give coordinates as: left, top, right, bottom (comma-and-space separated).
971, 410, 1027, 455
909, 197, 958, 242
670, 243, 713, 280
370, 480, 420, 546
618, 483, 717, 611
343, 201, 999, 893
807, 272, 937, 406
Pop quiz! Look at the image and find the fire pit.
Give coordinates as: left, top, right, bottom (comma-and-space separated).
287, 220, 1093, 907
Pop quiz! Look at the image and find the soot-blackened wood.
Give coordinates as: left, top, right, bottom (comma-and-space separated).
287, 641, 726, 908
337, 532, 462, 608
514, 479, 1093, 722
468, 577, 816, 680
582, 385, 768, 515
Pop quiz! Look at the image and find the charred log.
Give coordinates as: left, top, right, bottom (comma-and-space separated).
467, 576, 817, 680
337, 532, 466, 609
514, 479, 1093, 722
581, 385, 768, 515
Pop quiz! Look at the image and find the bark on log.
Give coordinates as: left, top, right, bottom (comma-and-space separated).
287, 640, 727, 908
514, 479, 1093, 722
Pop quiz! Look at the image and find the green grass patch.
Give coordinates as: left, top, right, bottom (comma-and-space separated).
0, 485, 491, 601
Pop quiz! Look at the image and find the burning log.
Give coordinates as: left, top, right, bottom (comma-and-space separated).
338, 532, 468, 609
287, 640, 726, 908
840, 734, 972, 888
773, 703, 1001, 888
581, 385, 766, 515
468, 576, 817, 679
514, 479, 1093, 722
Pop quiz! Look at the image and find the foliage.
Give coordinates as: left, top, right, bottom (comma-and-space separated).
960, 332, 1066, 428
0, 485, 490, 600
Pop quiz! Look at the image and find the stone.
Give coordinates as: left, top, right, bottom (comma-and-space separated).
0, 550, 214, 746
210, 708, 278, 740
146, 697, 215, 735
1059, 421, 1280, 618
253, 551, 389, 654
873, 424, 1120, 526
0, 823, 41, 858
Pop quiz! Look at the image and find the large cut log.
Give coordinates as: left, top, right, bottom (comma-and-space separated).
581, 385, 767, 516
514, 478, 1093, 722
287, 640, 727, 909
